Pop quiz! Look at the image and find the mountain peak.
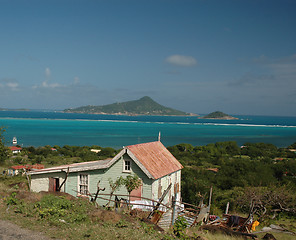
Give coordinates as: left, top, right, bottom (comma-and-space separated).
140, 96, 152, 100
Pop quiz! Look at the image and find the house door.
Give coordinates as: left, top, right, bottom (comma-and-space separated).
130, 182, 142, 201
49, 177, 60, 192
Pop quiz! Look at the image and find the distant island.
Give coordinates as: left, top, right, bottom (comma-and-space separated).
64, 96, 193, 116
0, 108, 29, 111
199, 111, 238, 120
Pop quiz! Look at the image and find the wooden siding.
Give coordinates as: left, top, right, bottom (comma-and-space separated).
64, 153, 153, 206
150, 170, 181, 206
66, 173, 78, 197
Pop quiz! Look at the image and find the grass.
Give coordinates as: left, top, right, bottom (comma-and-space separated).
0, 186, 172, 240
0, 175, 295, 240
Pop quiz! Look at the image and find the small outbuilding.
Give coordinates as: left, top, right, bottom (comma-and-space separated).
29, 141, 183, 206
8, 146, 22, 154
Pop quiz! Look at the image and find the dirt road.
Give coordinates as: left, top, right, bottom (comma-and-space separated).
0, 220, 54, 240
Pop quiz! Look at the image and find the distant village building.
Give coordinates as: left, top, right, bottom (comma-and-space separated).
8, 146, 22, 154
29, 141, 183, 206
7, 164, 44, 176
7, 165, 25, 176
90, 149, 101, 153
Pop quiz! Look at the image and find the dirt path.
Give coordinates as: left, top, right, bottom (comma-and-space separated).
0, 219, 54, 240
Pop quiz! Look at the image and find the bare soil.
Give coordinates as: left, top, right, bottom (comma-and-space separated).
0, 219, 54, 240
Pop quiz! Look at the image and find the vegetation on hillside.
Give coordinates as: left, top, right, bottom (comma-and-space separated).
64, 96, 190, 116
168, 141, 296, 220
2, 144, 119, 168
2, 136, 295, 220
0, 127, 8, 165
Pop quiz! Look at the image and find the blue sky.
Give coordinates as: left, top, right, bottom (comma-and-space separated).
1, 0, 296, 116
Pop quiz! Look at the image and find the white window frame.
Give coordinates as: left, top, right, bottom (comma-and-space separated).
78, 173, 89, 196
123, 159, 131, 173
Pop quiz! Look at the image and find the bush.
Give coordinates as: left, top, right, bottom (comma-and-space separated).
173, 216, 188, 238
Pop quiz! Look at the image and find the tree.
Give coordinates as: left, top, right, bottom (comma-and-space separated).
123, 174, 142, 201
106, 177, 124, 207
0, 127, 7, 164
98, 147, 117, 159
237, 186, 296, 220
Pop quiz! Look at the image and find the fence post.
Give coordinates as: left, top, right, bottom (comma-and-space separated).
171, 193, 177, 226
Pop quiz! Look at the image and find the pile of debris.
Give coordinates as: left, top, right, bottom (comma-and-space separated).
146, 187, 295, 239
90, 181, 295, 239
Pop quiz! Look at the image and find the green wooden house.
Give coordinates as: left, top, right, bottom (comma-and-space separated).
29, 141, 183, 206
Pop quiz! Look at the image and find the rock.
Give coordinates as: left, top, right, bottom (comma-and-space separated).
262, 233, 277, 240
195, 236, 208, 240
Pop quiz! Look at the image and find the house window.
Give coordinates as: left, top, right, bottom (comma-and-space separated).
79, 174, 89, 195
123, 159, 131, 172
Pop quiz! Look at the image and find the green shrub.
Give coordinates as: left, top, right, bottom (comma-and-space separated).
34, 195, 90, 224
173, 216, 188, 238
5, 192, 19, 206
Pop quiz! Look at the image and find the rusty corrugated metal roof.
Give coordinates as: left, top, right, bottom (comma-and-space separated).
126, 141, 183, 179
9, 146, 22, 151
29, 159, 112, 175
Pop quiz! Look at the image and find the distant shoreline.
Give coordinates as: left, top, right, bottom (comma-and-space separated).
0, 108, 30, 112
64, 111, 199, 117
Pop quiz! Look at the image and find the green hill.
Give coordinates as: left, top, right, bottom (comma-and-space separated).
64, 96, 190, 116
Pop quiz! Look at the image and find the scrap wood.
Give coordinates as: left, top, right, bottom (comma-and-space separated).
150, 210, 164, 224
147, 183, 172, 219
194, 205, 209, 224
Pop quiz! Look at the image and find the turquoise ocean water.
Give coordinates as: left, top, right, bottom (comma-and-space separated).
0, 111, 295, 149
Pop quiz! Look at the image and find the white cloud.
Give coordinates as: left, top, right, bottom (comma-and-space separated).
32, 67, 61, 89
45, 67, 51, 79
7, 82, 19, 89
0, 79, 20, 91
165, 55, 197, 67
41, 81, 61, 88
73, 76, 80, 85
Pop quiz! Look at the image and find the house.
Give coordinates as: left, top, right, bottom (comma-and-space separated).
29, 141, 183, 206
9, 146, 22, 154
7, 165, 26, 176
7, 164, 44, 176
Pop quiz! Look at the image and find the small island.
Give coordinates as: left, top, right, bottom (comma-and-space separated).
199, 111, 238, 120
